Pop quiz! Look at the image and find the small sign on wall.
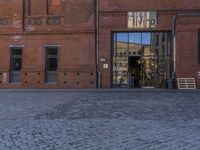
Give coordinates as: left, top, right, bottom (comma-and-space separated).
0, 18, 9, 27
103, 64, 109, 69
2, 73, 7, 83
100, 58, 106, 62
198, 71, 200, 79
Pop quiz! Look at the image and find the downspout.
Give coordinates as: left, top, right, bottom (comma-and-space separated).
172, 15, 177, 78
172, 12, 200, 78
95, 0, 101, 88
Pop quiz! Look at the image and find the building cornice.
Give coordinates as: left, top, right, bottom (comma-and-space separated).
0, 30, 95, 37
99, 10, 200, 17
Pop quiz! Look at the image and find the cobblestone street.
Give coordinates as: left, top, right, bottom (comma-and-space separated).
0, 90, 200, 150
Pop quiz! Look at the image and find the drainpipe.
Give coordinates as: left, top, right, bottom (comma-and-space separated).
172, 12, 200, 78
95, 0, 101, 88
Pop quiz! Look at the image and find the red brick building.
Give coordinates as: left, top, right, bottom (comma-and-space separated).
0, 0, 200, 89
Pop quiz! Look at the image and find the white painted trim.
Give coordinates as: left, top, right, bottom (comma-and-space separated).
44, 45, 61, 47
9, 45, 25, 48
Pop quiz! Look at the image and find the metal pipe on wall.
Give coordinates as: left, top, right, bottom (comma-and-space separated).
95, 0, 101, 88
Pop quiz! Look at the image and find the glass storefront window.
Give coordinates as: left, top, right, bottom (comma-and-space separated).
112, 32, 172, 88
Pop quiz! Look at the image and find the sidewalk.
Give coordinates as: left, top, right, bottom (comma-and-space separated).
0, 88, 200, 92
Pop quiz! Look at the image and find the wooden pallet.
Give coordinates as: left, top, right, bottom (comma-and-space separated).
177, 78, 196, 89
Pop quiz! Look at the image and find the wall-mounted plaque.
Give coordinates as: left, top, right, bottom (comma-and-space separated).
0, 18, 9, 27
128, 11, 157, 29
198, 71, 200, 79
103, 64, 109, 69
2, 73, 7, 83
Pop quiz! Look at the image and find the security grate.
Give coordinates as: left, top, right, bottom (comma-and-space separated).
47, 17, 61, 25
177, 78, 196, 89
28, 18, 42, 25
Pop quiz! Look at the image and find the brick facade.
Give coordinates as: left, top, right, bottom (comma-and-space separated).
98, 0, 200, 88
0, 0, 200, 89
0, 0, 96, 89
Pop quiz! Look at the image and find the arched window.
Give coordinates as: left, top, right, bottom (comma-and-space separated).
25, 0, 62, 16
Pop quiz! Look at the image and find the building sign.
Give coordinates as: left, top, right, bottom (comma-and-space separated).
128, 11, 157, 29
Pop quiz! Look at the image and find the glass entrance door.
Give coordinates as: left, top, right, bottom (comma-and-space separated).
112, 32, 172, 88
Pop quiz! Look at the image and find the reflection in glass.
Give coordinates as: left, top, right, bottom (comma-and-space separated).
12, 58, 22, 71
46, 47, 58, 83
10, 48, 22, 83
112, 32, 172, 88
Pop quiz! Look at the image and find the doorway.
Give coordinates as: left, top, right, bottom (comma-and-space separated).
112, 32, 172, 88
45, 47, 58, 83
128, 56, 141, 88
10, 48, 22, 83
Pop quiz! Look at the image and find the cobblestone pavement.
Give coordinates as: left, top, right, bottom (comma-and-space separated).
0, 90, 200, 150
